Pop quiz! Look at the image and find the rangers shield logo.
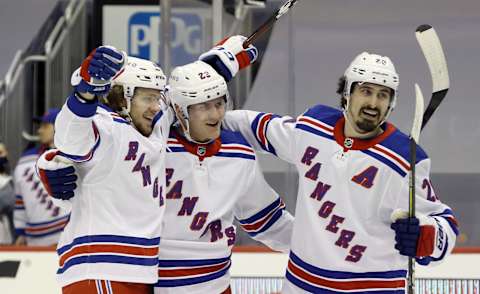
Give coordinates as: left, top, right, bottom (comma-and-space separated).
197, 146, 206, 156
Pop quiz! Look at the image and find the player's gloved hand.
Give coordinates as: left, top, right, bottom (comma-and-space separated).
199, 35, 258, 82
390, 209, 436, 258
71, 45, 126, 97
36, 149, 77, 201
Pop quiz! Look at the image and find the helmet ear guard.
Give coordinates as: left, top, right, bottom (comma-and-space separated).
343, 52, 399, 123
167, 60, 229, 143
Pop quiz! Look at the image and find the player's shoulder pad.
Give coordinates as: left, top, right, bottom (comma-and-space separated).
220, 129, 252, 148
302, 104, 343, 127
381, 127, 429, 164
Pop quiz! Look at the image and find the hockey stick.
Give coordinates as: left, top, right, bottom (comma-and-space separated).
415, 25, 450, 130
243, 0, 300, 48
407, 84, 425, 294
406, 24, 450, 294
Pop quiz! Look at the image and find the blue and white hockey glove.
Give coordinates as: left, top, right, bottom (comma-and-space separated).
199, 35, 258, 82
390, 209, 436, 259
36, 149, 77, 205
71, 45, 126, 96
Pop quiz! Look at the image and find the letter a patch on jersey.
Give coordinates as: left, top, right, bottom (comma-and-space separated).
351, 166, 378, 189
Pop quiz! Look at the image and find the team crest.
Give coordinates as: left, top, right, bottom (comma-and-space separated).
197, 146, 206, 156
344, 138, 354, 149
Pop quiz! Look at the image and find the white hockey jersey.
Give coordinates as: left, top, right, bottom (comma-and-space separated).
53, 94, 174, 287
224, 105, 459, 294
13, 146, 70, 246
153, 129, 293, 294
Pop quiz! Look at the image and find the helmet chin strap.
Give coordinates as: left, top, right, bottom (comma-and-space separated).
175, 120, 216, 144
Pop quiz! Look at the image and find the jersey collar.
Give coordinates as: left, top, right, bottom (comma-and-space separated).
172, 129, 222, 160
333, 116, 396, 151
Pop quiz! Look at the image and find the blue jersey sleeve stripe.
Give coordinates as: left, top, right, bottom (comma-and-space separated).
238, 198, 282, 224
246, 209, 284, 237
66, 93, 98, 118
57, 235, 161, 255
157, 256, 231, 267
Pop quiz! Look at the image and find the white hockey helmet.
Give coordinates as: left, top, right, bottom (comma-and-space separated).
112, 56, 167, 113
167, 60, 229, 142
343, 52, 399, 120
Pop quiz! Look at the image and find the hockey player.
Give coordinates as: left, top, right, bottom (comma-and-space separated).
38, 46, 173, 293
223, 52, 459, 293
13, 108, 70, 246
152, 60, 293, 294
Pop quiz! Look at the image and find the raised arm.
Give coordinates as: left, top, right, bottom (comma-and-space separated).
54, 46, 125, 162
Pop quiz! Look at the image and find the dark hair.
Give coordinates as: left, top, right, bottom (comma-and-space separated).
101, 85, 127, 115
336, 76, 352, 110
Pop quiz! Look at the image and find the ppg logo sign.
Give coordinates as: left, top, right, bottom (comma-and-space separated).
128, 11, 204, 66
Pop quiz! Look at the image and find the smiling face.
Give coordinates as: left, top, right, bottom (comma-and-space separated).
345, 82, 393, 137
184, 96, 226, 143
129, 87, 162, 136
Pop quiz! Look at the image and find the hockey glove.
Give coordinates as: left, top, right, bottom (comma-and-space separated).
199, 35, 258, 82
71, 45, 126, 96
390, 209, 436, 258
36, 149, 77, 202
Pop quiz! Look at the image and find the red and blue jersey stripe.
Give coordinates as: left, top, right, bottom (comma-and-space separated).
362, 145, 411, 177
167, 130, 256, 160
109, 112, 130, 125
251, 112, 281, 155
238, 198, 286, 237
215, 143, 255, 160
296, 115, 335, 141
14, 194, 25, 210
155, 255, 231, 287
57, 235, 160, 274
25, 214, 69, 238
286, 251, 407, 293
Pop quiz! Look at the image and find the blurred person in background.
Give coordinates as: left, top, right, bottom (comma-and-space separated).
13, 108, 70, 246
0, 142, 15, 244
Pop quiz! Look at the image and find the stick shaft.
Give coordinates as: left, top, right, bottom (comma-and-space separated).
243, 0, 299, 48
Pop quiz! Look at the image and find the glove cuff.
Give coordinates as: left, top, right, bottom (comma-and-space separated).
66, 92, 99, 118
416, 225, 435, 257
